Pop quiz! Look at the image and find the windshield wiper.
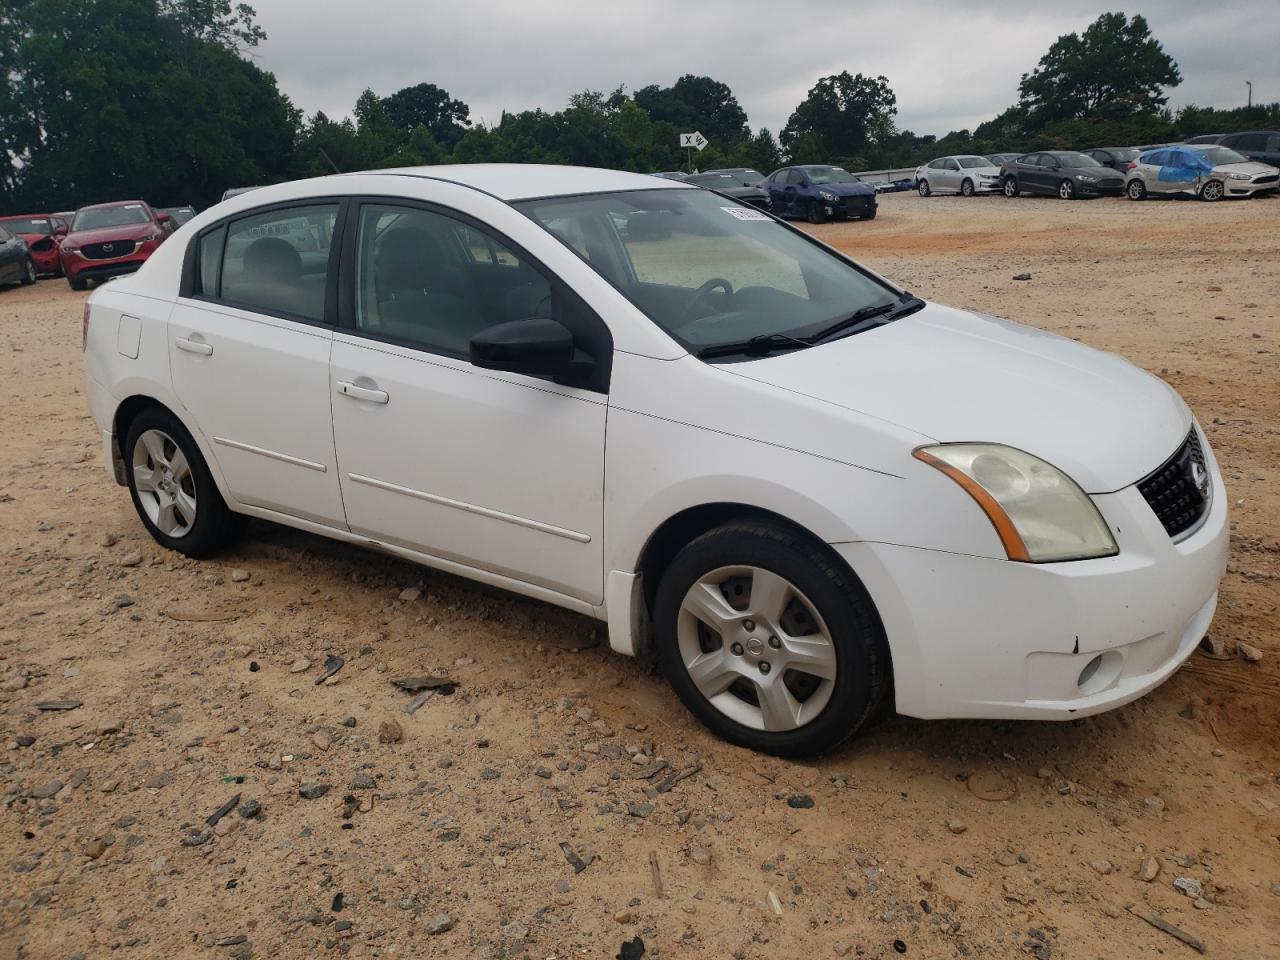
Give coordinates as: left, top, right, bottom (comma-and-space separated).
695, 331, 814, 361
808, 293, 926, 345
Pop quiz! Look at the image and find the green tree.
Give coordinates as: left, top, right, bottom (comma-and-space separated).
1017, 13, 1180, 128
381, 82, 471, 151
781, 72, 898, 165
634, 75, 749, 147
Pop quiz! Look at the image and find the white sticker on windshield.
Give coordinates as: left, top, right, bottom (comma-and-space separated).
124, 203, 143, 209
722, 206, 770, 221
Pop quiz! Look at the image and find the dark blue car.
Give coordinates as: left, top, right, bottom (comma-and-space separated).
761, 165, 878, 223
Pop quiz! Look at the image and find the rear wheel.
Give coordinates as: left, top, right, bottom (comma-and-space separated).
917, 180, 931, 197
1003, 177, 1019, 198
960, 178, 975, 197
67, 275, 88, 291
20, 258, 36, 285
1127, 179, 1146, 200
653, 520, 888, 757
1199, 179, 1224, 201
861, 207, 877, 221
1058, 179, 1076, 200
806, 200, 828, 224
124, 408, 243, 558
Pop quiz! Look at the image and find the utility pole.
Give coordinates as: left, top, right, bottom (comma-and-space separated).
1246, 80, 1252, 108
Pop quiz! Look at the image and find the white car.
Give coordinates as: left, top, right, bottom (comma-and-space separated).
83, 164, 1228, 756
1125, 144, 1280, 200
914, 155, 1003, 196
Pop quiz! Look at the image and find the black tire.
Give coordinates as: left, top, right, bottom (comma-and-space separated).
68, 275, 88, 291
1058, 179, 1075, 200
917, 180, 931, 197
1127, 179, 1146, 201
861, 206, 877, 221
960, 178, 975, 197
806, 200, 828, 224
653, 520, 889, 758
1002, 176, 1019, 198
20, 258, 37, 285
1199, 179, 1224, 202
123, 407, 244, 558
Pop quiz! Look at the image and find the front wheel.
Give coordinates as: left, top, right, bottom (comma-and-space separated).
806, 200, 828, 224
67, 275, 88, 291
861, 207, 877, 221
653, 521, 889, 757
917, 180, 931, 197
1200, 179, 1224, 201
960, 178, 975, 197
1058, 179, 1076, 200
1127, 179, 1146, 201
124, 407, 243, 558
20, 258, 36, 285
1003, 177, 1019, 198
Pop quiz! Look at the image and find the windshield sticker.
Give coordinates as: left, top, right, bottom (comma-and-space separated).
124, 203, 143, 209
722, 206, 771, 221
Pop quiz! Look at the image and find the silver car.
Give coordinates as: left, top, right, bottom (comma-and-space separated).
914, 155, 1002, 197
1125, 144, 1280, 201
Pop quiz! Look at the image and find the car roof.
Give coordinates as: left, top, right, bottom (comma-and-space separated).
0, 213, 54, 219
380, 163, 691, 200
75, 200, 148, 212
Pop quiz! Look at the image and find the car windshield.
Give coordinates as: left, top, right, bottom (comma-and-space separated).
1053, 152, 1102, 168
1107, 148, 1140, 161
956, 156, 992, 169
687, 174, 742, 187
1, 217, 53, 235
73, 205, 150, 231
1193, 146, 1248, 165
515, 188, 897, 358
806, 167, 859, 184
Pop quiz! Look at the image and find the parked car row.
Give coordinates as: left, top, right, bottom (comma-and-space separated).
0, 199, 196, 292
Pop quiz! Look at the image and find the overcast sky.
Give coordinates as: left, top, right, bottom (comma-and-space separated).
254, 1, 1278, 139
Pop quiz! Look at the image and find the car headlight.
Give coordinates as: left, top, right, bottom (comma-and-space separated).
819, 190, 838, 203
61, 243, 78, 252
1075, 175, 1098, 182
914, 444, 1118, 562
1228, 173, 1251, 180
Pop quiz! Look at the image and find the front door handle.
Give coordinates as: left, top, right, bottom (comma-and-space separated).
175, 336, 213, 356
336, 380, 389, 404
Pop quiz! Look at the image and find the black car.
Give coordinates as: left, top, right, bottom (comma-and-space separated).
762, 165, 877, 222
0, 224, 37, 288
704, 167, 768, 186
1082, 146, 1142, 173
1214, 130, 1280, 168
681, 172, 770, 209
999, 151, 1125, 199
159, 205, 197, 227
1184, 134, 1225, 145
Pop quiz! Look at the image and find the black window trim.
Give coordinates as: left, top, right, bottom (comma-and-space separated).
335, 194, 614, 394
178, 197, 349, 330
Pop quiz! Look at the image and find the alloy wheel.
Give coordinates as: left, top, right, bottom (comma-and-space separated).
24, 259, 36, 283
1059, 180, 1074, 200
961, 179, 974, 197
918, 180, 930, 197
1003, 178, 1018, 197
131, 428, 197, 537
1127, 180, 1145, 200
676, 565, 837, 732
1200, 180, 1224, 201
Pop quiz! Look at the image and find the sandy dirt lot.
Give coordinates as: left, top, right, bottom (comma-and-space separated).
1, 191, 1277, 960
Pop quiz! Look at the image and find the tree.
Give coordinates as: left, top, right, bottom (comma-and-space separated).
781, 72, 897, 165
634, 75, 749, 147
381, 82, 471, 151
1017, 13, 1180, 128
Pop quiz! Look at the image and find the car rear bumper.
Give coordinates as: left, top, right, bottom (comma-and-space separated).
834, 435, 1229, 721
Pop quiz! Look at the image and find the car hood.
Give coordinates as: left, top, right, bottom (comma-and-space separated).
1212, 161, 1278, 176
66, 223, 155, 245
726, 302, 1190, 493
816, 182, 876, 196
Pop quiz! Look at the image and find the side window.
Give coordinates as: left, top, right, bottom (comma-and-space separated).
219, 204, 337, 322
195, 226, 226, 297
927, 159, 945, 169
786, 169, 807, 185
1146, 151, 1168, 166
0, 226, 11, 243
1234, 133, 1264, 150
353, 203, 552, 356
769, 170, 788, 183
943, 159, 959, 171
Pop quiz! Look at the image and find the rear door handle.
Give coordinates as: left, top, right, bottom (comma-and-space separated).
336, 380, 389, 404
175, 336, 213, 356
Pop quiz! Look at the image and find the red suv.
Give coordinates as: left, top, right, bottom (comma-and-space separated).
0, 214, 66, 276
60, 201, 171, 290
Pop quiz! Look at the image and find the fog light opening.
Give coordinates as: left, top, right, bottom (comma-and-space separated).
1076, 651, 1121, 696
1077, 655, 1103, 689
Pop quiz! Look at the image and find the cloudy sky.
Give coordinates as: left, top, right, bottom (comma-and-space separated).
254, 1, 1278, 139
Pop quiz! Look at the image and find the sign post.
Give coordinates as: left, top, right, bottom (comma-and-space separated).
679, 131, 708, 174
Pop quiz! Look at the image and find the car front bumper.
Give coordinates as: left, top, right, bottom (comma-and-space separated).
828, 195, 877, 219
835, 433, 1229, 720
1225, 175, 1279, 196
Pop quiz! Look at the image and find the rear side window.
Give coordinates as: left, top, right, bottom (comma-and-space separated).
219, 204, 338, 322
196, 226, 225, 297
1145, 151, 1168, 166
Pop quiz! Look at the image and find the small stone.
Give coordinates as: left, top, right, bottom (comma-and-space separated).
834, 942, 853, 957
311, 731, 331, 752
350, 774, 376, 790
613, 909, 633, 924
425, 913, 454, 935
1193, 897, 1210, 910
378, 720, 402, 744
946, 820, 968, 835
298, 783, 330, 800
1012, 273, 1032, 281
180, 829, 210, 847
101, 531, 118, 547
29, 779, 64, 799
787, 794, 814, 809
1174, 876, 1202, 899
1199, 635, 1230, 659
340, 716, 356, 728
213, 818, 236, 837
1137, 857, 1160, 882
289, 658, 312, 674
237, 799, 261, 819
96, 719, 121, 735
16, 735, 35, 747
480, 768, 501, 780
83, 839, 107, 860
113, 594, 135, 609
500, 920, 528, 940
1236, 641, 1263, 663
398, 587, 421, 602
628, 802, 654, 819
1102, 903, 1122, 919
1090, 859, 1113, 876
230, 569, 250, 583
120, 551, 143, 567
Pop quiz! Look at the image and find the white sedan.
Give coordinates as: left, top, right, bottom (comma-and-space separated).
1126, 144, 1280, 200
83, 164, 1228, 756
914, 155, 1003, 196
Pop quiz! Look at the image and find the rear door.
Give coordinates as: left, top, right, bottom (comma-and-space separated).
168, 201, 348, 527
328, 197, 609, 604
939, 158, 961, 192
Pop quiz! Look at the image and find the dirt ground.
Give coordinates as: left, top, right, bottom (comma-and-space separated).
1, 190, 1277, 960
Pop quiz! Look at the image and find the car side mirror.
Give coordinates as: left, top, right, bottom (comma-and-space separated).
470, 317, 593, 384
157, 212, 172, 223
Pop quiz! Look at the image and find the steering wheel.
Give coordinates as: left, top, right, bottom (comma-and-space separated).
675, 277, 734, 328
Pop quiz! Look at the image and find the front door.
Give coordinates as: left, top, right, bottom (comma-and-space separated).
168, 202, 347, 527
328, 199, 607, 604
